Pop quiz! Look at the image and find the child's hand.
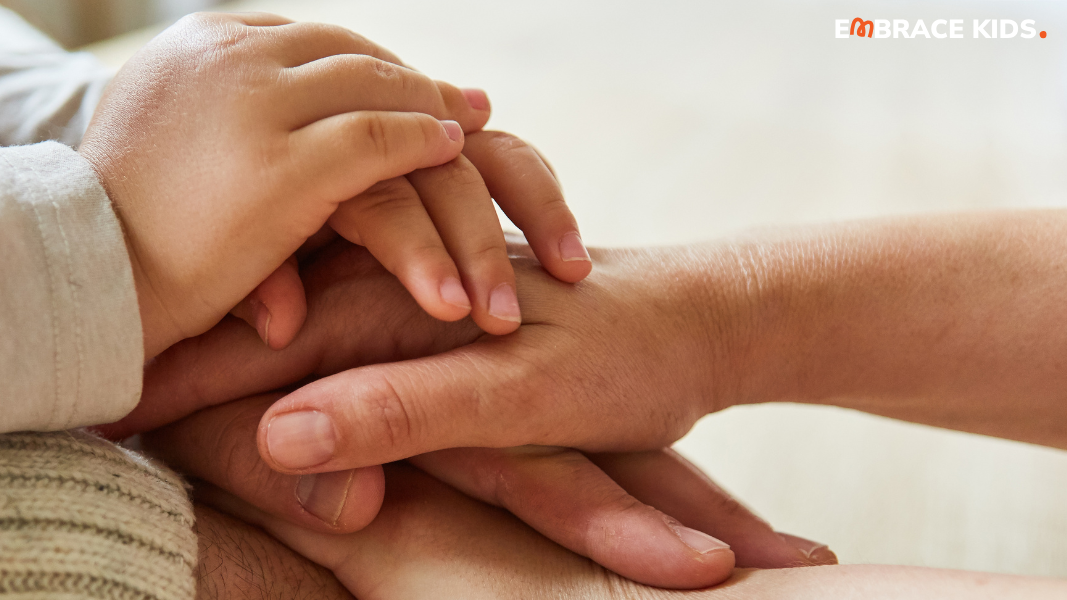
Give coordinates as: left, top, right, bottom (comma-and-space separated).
231, 128, 590, 346
79, 12, 489, 358
327, 130, 591, 337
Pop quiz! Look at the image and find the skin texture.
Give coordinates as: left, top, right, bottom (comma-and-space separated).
192, 463, 1066, 600
118, 211, 1067, 594
145, 392, 833, 589
193, 503, 353, 600
80, 12, 589, 357
124, 211, 1067, 470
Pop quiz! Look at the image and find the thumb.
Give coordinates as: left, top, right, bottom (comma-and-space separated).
229, 256, 307, 349
256, 342, 545, 473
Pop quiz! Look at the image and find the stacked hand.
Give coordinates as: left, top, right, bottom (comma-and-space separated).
91, 11, 836, 592
81, 12, 590, 358
107, 235, 834, 588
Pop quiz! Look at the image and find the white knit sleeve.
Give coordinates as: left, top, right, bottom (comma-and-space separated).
0, 141, 143, 432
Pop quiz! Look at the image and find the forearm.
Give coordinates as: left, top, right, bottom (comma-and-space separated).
639, 565, 1066, 600
702, 210, 1067, 448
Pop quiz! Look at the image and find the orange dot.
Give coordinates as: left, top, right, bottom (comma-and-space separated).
1040, 31, 1047, 38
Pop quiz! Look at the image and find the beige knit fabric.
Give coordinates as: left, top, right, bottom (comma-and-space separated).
0, 430, 196, 600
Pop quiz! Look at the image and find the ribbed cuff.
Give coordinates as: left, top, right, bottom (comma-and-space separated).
0, 141, 143, 432
0, 430, 196, 600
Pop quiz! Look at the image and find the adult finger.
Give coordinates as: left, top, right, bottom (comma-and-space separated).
192, 504, 353, 600
589, 449, 838, 568
280, 55, 489, 132
410, 447, 734, 589
288, 111, 463, 204
407, 156, 521, 335
329, 177, 472, 322
255, 329, 686, 473
229, 256, 306, 349
197, 462, 619, 600
101, 242, 483, 440
464, 131, 590, 283
144, 393, 385, 534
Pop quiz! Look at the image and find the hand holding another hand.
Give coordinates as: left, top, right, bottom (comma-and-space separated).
81, 12, 590, 358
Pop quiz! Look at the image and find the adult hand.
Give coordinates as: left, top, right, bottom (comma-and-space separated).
153, 211, 1067, 476
193, 503, 352, 600
144, 392, 834, 590
109, 239, 736, 463
253, 241, 735, 472
200, 461, 1060, 600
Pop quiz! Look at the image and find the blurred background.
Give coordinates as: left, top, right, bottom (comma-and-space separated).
0, 0, 220, 47
10, 0, 1067, 580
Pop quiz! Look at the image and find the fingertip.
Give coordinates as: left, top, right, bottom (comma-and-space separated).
545, 256, 593, 284
460, 88, 490, 112
439, 276, 472, 312
436, 81, 491, 132
400, 272, 471, 323
296, 465, 385, 532
777, 533, 838, 566
559, 232, 591, 264
440, 119, 463, 143
480, 282, 521, 334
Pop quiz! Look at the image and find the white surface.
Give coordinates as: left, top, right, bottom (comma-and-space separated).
87, 0, 1067, 577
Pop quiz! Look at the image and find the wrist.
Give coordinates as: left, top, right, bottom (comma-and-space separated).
677, 240, 814, 413
124, 234, 183, 360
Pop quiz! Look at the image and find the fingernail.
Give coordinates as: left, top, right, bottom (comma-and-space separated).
440, 277, 471, 310
441, 120, 462, 142
558, 232, 591, 262
488, 283, 521, 323
668, 520, 731, 554
267, 411, 336, 470
252, 302, 271, 346
778, 533, 838, 565
461, 88, 490, 111
296, 469, 355, 525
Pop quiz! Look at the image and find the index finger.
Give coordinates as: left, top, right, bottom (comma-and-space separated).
268, 21, 405, 67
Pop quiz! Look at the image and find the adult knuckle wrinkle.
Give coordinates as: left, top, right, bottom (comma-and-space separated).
367, 377, 415, 449
483, 131, 529, 155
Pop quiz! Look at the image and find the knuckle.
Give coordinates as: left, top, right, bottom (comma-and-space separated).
213, 409, 271, 494
354, 178, 419, 215
481, 130, 531, 156
362, 375, 416, 450
465, 238, 509, 263
356, 113, 392, 158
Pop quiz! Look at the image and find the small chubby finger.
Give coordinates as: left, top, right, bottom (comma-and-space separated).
268, 21, 405, 67
463, 131, 591, 284
145, 393, 385, 534
203, 11, 293, 27
406, 156, 520, 335
329, 177, 472, 322
410, 447, 735, 589
280, 55, 489, 132
229, 256, 306, 349
289, 111, 464, 205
